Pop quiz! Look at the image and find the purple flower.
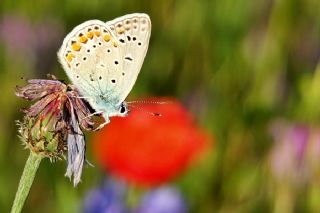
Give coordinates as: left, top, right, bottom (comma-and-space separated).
83, 179, 188, 213
291, 125, 309, 162
134, 186, 188, 213
0, 15, 63, 75
83, 179, 127, 213
269, 121, 310, 183
0, 15, 34, 56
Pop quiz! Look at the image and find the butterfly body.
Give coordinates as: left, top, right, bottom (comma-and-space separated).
58, 13, 151, 126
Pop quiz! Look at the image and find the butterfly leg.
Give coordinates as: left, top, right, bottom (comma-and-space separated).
82, 111, 103, 120
46, 73, 57, 80
72, 96, 92, 99
93, 117, 110, 131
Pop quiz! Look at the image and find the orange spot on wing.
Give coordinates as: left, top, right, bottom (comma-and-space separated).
86, 31, 94, 39
79, 35, 88, 43
103, 34, 111, 42
71, 42, 81, 51
66, 53, 75, 62
112, 41, 118, 47
95, 30, 101, 37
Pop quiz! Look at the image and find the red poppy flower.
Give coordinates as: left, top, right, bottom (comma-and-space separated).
93, 98, 209, 186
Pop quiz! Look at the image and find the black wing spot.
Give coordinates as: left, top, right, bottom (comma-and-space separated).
83, 57, 87, 61
122, 72, 125, 76
100, 64, 105, 67
119, 38, 125, 43
111, 79, 116, 84
76, 63, 80, 67
93, 45, 96, 48
107, 49, 111, 53
114, 60, 119, 65
87, 49, 90, 53
138, 42, 142, 46
124, 56, 133, 61
127, 36, 131, 41
132, 37, 136, 41
76, 75, 79, 78
99, 76, 102, 80
98, 42, 102, 45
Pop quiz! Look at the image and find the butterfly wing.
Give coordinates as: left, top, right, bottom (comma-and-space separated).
106, 13, 151, 102
57, 20, 125, 106
58, 14, 151, 113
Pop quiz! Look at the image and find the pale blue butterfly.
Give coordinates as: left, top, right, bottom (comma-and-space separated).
58, 13, 151, 130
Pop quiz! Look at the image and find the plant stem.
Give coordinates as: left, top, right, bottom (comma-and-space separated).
11, 152, 43, 213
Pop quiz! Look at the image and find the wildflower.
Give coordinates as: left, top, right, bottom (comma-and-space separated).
0, 15, 62, 62
16, 77, 97, 186
134, 186, 187, 213
0, 15, 34, 56
93, 98, 209, 186
269, 121, 310, 183
83, 178, 127, 213
83, 178, 187, 213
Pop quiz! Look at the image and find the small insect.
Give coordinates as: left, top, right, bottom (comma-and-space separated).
58, 13, 151, 130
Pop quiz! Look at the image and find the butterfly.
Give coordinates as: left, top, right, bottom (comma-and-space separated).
58, 13, 151, 130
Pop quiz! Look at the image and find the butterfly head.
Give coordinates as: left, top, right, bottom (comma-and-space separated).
118, 101, 129, 117
107, 101, 129, 118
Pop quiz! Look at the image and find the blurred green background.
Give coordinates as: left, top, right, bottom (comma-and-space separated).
1, 0, 320, 212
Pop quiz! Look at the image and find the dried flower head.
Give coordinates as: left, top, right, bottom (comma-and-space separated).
16, 76, 98, 186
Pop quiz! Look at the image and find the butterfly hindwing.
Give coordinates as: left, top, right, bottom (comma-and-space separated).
57, 20, 124, 102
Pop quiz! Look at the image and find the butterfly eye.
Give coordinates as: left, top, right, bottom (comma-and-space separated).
120, 106, 126, 114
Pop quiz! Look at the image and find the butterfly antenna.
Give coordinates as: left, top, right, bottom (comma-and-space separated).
127, 100, 173, 105
128, 104, 162, 117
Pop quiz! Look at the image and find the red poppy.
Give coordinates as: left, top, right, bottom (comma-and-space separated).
93, 98, 209, 186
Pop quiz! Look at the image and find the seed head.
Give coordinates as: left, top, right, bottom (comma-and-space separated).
16, 77, 97, 186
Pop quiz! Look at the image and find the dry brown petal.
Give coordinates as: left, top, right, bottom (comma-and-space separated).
16, 77, 100, 186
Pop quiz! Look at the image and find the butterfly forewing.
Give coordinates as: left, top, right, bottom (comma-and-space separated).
106, 13, 151, 102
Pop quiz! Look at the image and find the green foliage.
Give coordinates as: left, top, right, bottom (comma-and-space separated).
1, 0, 320, 212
